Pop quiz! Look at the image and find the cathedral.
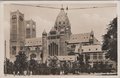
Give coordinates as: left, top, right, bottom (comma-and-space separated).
10, 8, 105, 67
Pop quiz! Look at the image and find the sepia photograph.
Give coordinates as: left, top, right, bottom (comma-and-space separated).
3, 1, 118, 76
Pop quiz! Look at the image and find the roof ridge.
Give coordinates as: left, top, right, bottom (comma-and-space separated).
25, 37, 42, 40
71, 32, 91, 36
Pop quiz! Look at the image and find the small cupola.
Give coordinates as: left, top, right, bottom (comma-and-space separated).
50, 27, 57, 34
42, 30, 47, 36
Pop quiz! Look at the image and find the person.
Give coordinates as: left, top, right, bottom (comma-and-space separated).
17, 71, 20, 75
13, 71, 15, 76
24, 70, 27, 75
30, 71, 32, 75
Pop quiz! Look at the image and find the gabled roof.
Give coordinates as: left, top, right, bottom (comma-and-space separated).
68, 33, 91, 43
94, 37, 101, 44
42, 30, 47, 35
25, 37, 42, 46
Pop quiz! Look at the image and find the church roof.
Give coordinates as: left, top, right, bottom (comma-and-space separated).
68, 33, 91, 43
50, 27, 56, 32
54, 8, 70, 27
25, 37, 42, 46
56, 9, 68, 22
94, 37, 101, 44
42, 30, 47, 35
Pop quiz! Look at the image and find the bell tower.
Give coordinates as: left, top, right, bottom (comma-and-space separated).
25, 19, 36, 38
10, 10, 25, 60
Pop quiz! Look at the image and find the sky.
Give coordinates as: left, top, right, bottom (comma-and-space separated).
3, 2, 117, 58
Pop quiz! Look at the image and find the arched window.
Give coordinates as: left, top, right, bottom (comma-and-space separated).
40, 53, 43, 59
30, 53, 36, 59
33, 25, 35, 29
12, 15, 17, 23
12, 15, 17, 19
63, 21, 65, 24
49, 42, 58, 56
59, 21, 61, 24
12, 46, 16, 55
19, 16, 23, 21
27, 24, 30, 28
89, 49, 91, 51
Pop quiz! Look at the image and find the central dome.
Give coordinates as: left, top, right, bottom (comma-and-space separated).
54, 8, 70, 30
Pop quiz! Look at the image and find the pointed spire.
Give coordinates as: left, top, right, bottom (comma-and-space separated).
50, 27, 56, 32
61, 7, 64, 10
42, 29, 47, 35
90, 29, 94, 35
66, 6, 68, 10
61, 4, 64, 10
66, 6, 68, 15
16, 9, 20, 14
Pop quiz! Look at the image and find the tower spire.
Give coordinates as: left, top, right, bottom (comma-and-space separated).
66, 6, 68, 15
61, 4, 64, 10
90, 29, 94, 35
66, 6, 68, 11
42, 29, 47, 36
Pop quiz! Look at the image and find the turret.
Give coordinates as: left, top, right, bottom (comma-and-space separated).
42, 30, 47, 36
90, 30, 94, 37
42, 30, 47, 63
49, 27, 57, 35
89, 30, 94, 44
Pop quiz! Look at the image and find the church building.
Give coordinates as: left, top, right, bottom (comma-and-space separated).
10, 8, 105, 66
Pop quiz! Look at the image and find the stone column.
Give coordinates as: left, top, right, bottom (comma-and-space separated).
83, 54, 86, 64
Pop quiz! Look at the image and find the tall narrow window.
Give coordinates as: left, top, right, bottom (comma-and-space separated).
63, 22, 65, 24
98, 53, 103, 59
49, 42, 58, 56
93, 53, 97, 59
59, 21, 61, 24
49, 45, 51, 56
12, 46, 16, 55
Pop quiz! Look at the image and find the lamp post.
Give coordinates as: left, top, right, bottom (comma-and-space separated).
4, 40, 7, 75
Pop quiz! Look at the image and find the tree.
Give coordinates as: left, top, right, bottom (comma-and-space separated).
48, 56, 60, 75
63, 61, 69, 74
77, 54, 83, 71
102, 17, 117, 62
4, 58, 14, 74
14, 51, 27, 75
28, 58, 38, 75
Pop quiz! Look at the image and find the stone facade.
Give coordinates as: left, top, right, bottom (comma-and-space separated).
10, 10, 25, 60
10, 9, 105, 65
81, 45, 105, 67
25, 38, 42, 63
41, 8, 72, 63
25, 19, 36, 38
10, 10, 37, 61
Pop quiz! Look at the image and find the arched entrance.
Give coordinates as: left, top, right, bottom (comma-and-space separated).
30, 53, 36, 59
